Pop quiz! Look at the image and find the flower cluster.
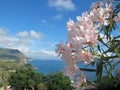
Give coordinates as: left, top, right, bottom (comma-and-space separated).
55, 1, 119, 90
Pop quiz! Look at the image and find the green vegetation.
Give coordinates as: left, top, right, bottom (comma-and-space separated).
0, 47, 72, 90
0, 61, 25, 86
45, 72, 73, 90
8, 66, 73, 90
97, 76, 120, 90
0, 47, 29, 86
37, 83, 47, 90
0, 82, 3, 87
9, 64, 72, 90
7, 64, 72, 90
9, 64, 45, 90
0, 60, 23, 70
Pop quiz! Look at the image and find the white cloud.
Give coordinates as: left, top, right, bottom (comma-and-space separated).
39, 50, 59, 60
0, 29, 19, 48
17, 46, 29, 54
17, 31, 42, 47
17, 31, 29, 38
54, 14, 63, 20
41, 49, 56, 56
0, 28, 58, 60
0, 28, 8, 36
24, 49, 59, 60
17, 30, 42, 39
30, 30, 41, 39
48, 0, 75, 11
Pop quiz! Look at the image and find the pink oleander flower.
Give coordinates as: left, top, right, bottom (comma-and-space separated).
61, 49, 74, 65
67, 14, 99, 46
67, 19, 82, 43
65, 64, 80, 80
67, 19, 75, 31
56, 42, 72, 64
81, 50, 94, 64
80, 27, 99, 46
55, 1, 116, 90
72, 73, 87, 90
90, 1, 113, 26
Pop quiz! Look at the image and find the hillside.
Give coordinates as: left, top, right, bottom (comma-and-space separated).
0, 48, 30, 85
0, 48, 29, 63
0, 48, 28, 62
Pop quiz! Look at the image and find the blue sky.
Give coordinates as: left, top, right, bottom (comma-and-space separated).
0, 0, 101, 60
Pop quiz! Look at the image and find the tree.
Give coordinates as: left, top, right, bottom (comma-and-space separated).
33, 72, 45, 90
9, 64, 45, 90
45, 72, 73, 90
37, 83, 47, 90
9, 64, 72, 90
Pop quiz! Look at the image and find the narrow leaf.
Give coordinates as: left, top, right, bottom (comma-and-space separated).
80, 68, 96, 72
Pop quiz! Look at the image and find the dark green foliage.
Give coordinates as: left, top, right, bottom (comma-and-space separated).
97, 76, 120, 90
9, 64, 45, 90
0, 82, 3, 87
45, 72, 73, 90
37, 83, 47, 90
8, 64, 72, 90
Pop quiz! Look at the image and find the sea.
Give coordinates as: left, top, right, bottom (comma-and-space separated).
29, 60, 97, 81
29, 60, 66, 75
29, 59, 120, 81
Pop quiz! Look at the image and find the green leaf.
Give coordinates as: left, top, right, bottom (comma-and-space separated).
80, 68, 96, 72
98, 35, 109, 48
104, 41, 120, 53
97, 44, 101, 53
96, 60, 103, 81
113, 35, 120, 40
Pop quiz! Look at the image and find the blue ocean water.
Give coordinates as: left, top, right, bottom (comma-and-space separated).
29, 60, 97, 81
30, 60, 120, 81
29, 60, 66, 74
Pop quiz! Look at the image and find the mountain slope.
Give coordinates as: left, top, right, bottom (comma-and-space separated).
0, 48, 28, 61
